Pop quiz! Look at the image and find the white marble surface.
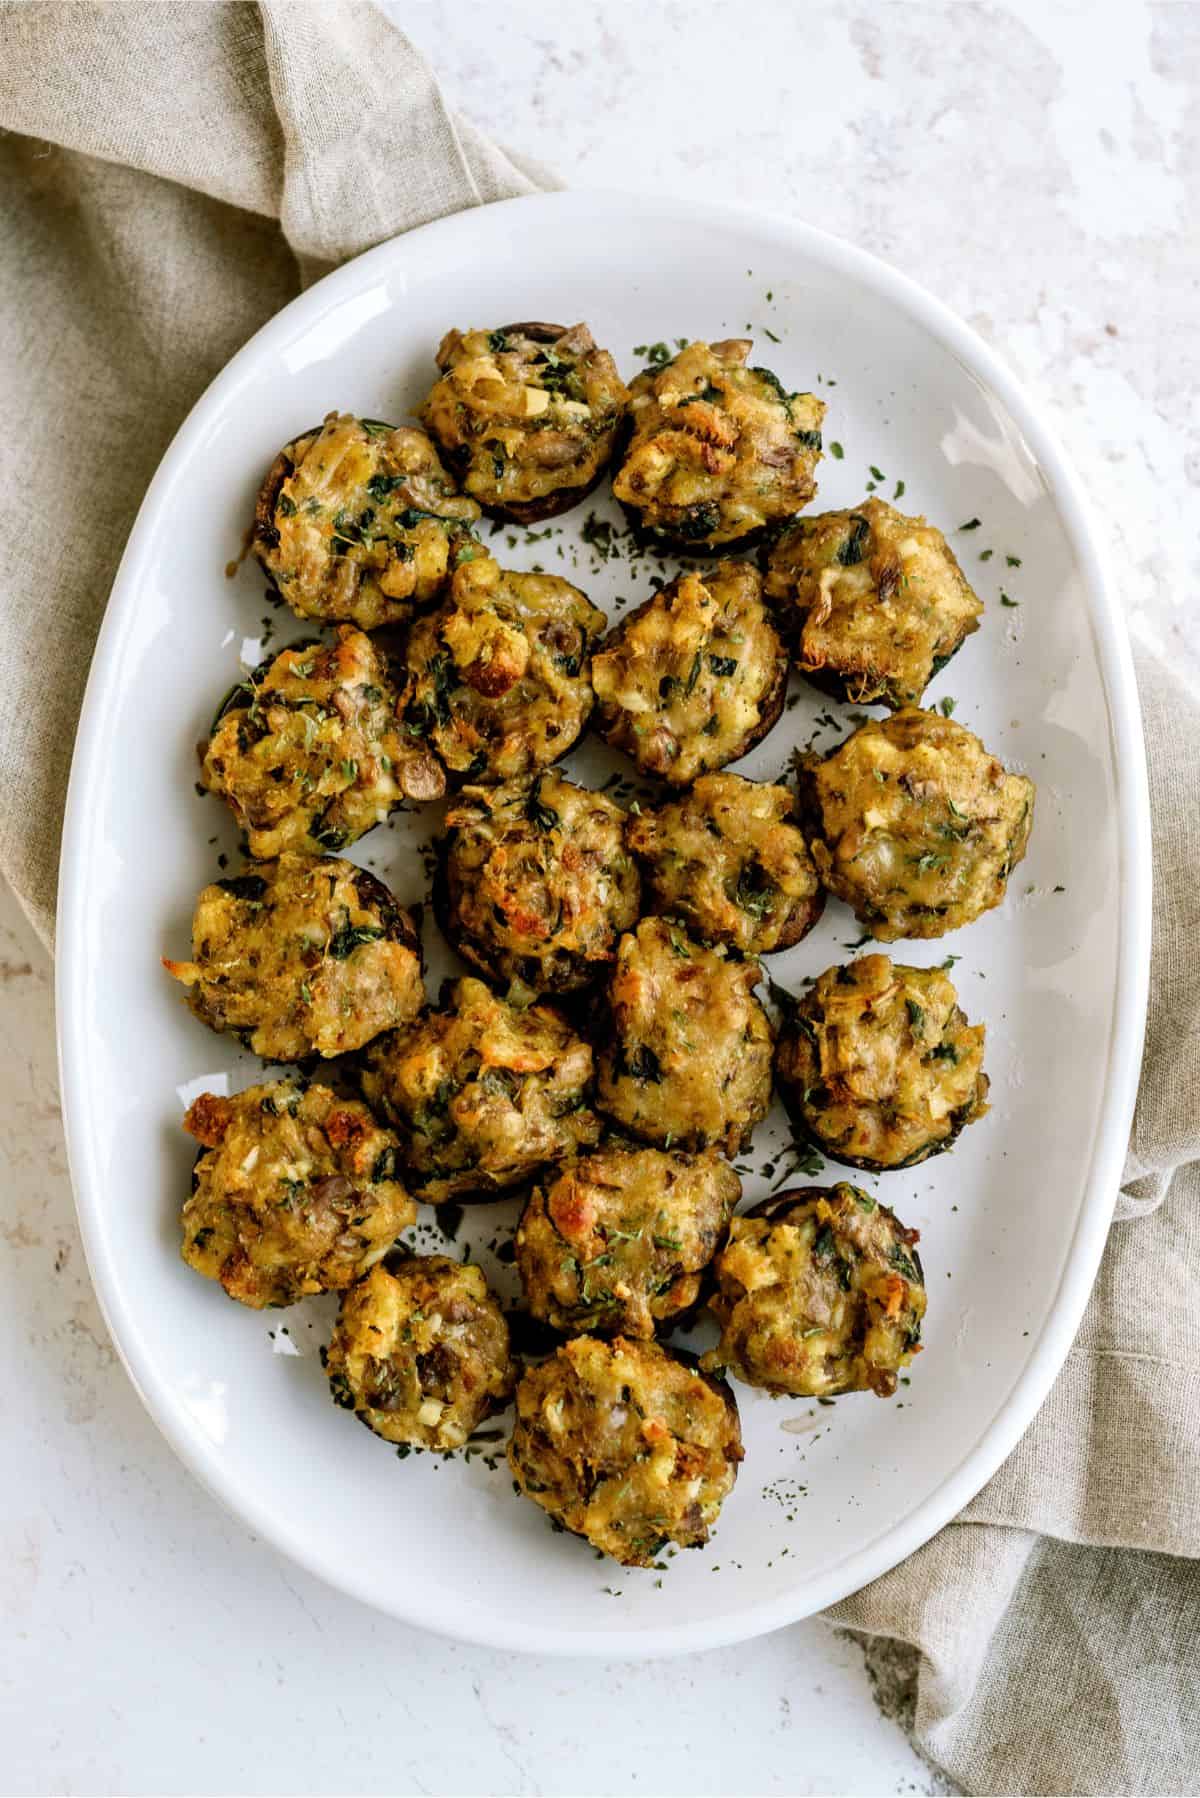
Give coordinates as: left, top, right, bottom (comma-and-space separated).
5, 2, 1196, 1793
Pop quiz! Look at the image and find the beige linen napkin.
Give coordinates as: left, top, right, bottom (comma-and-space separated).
830, 648, 1200, 1796
0, 0, 545, 945
2, 6, 1195, 1793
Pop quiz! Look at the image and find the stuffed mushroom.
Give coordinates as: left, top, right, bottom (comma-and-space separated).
361, 976, 600, 1204
201, 626, 443, 857
764, 497, 983, 709
163, 853, 424, 1061
181, 1081, 414, 1309
420, 322, 629, 523
703, 1183, 926, 1399
803, 706, 1035, 939
774, 953, 988, 1171
326, 1256, 516, 1449
508, 1335, 743, 1565
591, 561, 786, 786
399, 552, 606, 784
595, 918, 774, 1155
516, 1143, 741, 1339
611, 339, 824, 551
627, 772, 823, 954
436, 771, 641, 994
252, 412, 480, 630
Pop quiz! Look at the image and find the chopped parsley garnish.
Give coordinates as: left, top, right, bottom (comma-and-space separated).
633, 341, 671, 369
836, 515, 870, 566
329, 922, 385, 959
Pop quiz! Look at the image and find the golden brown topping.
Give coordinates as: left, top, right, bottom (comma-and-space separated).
182, 1091, 234, 1149
612, 339, 824, 549
420, 322, 628, 522
252, 413, 480, 629
437, 771, 640, 993
181, 1081, 413, 1309
361, 977, 600, 1204
774, 953, 988, 1170
326, 1258, 516, 1450
201, 626, 443, 858
508, 1335, 743, 1565
595, 918, 774, 1155
804, 706, 1035, 939
591, 561, 785, 786
163, 854, 423, 1061
516, 1143, 740, 1339
627, 771, 823, 954
400, 554, 606, 784
703, 1183, 926, 1398
764, 498, 983, 708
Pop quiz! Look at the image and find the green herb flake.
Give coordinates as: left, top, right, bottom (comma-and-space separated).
1000, 592, 1019, 607
959, 517, 982, 531
830, 441, 844, 460
1006, 554, 1022, 567
979, 548, 994, 561
329, 922, 385, 959
940, 696, 957, 717
890, 1246, 919, 1282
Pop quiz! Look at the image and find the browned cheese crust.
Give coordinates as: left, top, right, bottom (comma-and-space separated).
594, 918, 774, 1155
804, 706, 1035, 939
420, 323, 629, 522
399, 553, 606, 784
361, 976, 600, 1204
516, 1143, 740, 1338
774, 953, 988, 1171
508, 1335, 743, 1565
181, 1081, 414, 1309
252, 413, 480, 629
163, 854, 423, 1060
627, 771, 824, 954
703, 1183, 926, 1398
591, 561, 786, 786
201, 626, 443, 857
326, 1257, 516, 1449
764, 498, 983, 708
437, 771, 641, 993
611, 339, 824, 550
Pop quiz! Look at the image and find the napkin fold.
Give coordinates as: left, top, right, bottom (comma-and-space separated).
830, 648, 1200, 1796
2, 5, 1195, 1792
0, 0, 543, 944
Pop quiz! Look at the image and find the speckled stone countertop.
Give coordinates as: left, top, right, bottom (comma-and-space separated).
4, 3, 1194, 1793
